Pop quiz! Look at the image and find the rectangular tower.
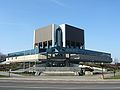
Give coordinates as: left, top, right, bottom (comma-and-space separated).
34, 24, 53, 49
60, 24, 85, 49
34, 24, 85, 49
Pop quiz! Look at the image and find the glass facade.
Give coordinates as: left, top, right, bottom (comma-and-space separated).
48, 40, 52, 48
8, 49, 39, 57
65, 48, 111, 57
46, 47, 112, 63
55, 28, 63, 47
66, 40, 84, 49
38, 40, 52, 49
7, 46, 112, 63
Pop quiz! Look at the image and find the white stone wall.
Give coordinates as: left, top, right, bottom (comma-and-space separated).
6, 54, 46, 63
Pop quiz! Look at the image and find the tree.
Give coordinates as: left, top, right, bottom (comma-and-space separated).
113, 58, 119, 77
0, 52, 6, 62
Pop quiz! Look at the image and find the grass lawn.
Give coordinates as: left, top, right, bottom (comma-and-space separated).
105, 74, 120, 79
0, 75, 9, 78
13, 72, 35, 76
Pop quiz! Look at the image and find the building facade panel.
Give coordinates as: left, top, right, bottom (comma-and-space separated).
35, 25, 52, 44
65, 24, 84, 49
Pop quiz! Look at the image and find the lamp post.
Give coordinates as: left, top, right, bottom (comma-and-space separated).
113, 63, 117, 77
6, 62, 11, 77
101, 62, 104, 79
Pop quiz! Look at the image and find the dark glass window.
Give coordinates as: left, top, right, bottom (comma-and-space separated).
66, 40, 70, 48
39, 42, 42, 48
55, 27, 62, 47
48, 40, 52, 48
76, 42, 80, 48
71, 41, 75, 48
43, 41, 47, 48
80, 43, 84, 49
34, 43, 39, 48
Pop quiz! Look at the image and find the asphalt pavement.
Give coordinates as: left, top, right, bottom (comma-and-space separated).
0, 79, 120, 90
0, 71, 120, 90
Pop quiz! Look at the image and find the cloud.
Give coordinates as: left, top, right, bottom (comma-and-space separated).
50, 0, 67, 8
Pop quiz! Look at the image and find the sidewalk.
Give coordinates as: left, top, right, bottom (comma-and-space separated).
0, 75, 120, 82
0, 71, 24, 77
0, 71, 120, 82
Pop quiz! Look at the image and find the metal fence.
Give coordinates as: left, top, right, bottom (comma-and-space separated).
32, 67, 81, 72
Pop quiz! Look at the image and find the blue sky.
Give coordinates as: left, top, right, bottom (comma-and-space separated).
0, 0, 120, 61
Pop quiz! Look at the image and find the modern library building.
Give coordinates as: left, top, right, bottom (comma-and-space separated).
5, 24, 112, 67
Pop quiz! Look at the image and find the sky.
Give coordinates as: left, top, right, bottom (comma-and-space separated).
0, 0, 120, 61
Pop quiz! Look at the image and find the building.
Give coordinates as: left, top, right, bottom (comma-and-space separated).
5, 24, 112, 67
34, 24, 84, 49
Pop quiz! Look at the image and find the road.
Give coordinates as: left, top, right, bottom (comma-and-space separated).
0, 79, 120, 90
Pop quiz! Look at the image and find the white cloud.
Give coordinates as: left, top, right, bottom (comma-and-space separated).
50, 0, 67, 8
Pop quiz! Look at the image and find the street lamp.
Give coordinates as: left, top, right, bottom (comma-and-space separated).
6, 62, 11, 77
101, 62, 104, 79
113, 63, 117, 77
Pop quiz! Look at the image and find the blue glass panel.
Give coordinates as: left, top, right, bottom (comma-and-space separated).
8, 48, 39, 57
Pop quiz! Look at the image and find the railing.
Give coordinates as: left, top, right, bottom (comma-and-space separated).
33, 67, 81, 72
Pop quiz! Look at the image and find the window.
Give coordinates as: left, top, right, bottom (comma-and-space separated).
39, 42, 42, 48
55, 27, 62, 47
66, 40, 70, 48
43, 41, 47, 48
71, 41, 75, 48
76, 42, 80, 48
48, 40, 52, 48
80, 43, 84, 49
34, 43, 39, 48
